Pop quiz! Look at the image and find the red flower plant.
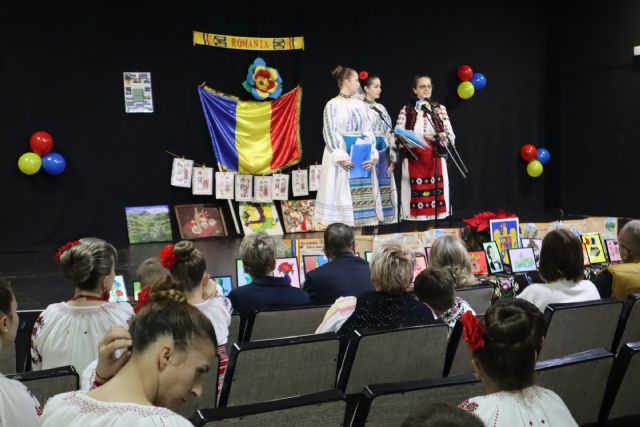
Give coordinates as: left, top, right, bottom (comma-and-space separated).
159, 244, 180, 270
359, 70, 369, 80
463, 209, 516, 233
133, 286, 152, 313
55, 240, 81, 263
460, 311, 486, 351
277, 262, 294, 274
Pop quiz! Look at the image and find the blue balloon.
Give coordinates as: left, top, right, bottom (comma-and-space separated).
536, 148, 551, 165
42, 152, 66, 175
470, 73, 487, 90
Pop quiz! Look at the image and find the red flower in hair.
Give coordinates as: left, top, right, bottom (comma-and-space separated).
55, 240, 82, 263
159, 244, 180, 270
359, 70, 369, 80
460, 311, 486, 351
133, 286, 152, 313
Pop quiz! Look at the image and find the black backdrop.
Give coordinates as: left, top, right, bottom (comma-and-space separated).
1, 1, 636, 252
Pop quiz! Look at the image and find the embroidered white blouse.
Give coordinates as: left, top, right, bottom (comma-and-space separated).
0, 373, 41, 427
516, 279, 600, 313
192, 294, 233, 345
31, 302, 134, 374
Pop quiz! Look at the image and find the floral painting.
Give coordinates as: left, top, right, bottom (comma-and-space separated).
238, 202, 283, 236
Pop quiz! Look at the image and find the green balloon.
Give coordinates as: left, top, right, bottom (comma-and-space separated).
527, 160, 543, 178
18, 152, 42, 175
457, 81, 475, 100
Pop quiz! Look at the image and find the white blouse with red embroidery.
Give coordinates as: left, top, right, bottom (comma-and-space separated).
0, 373, 41, 427
41, 391, 192, 427
459, 385, 578, 427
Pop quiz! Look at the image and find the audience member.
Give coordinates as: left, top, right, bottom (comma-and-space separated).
228, 234, 310, 329
31, 238, 134, 373
517, 228, 600, 313
316, 240, 436, 340
402, 403, 484, 427
593, 220, 640, 298
414, 268, 475, 335
430, 235, 490, 287
303, 223, 374, 304
132, 257, 169, 312
457, 301, 577, 426
41, 278, 216, 426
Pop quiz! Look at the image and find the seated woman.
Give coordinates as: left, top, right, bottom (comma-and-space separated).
316, 240, 436, 340
41, 278, 217, 426
133, 257, 169, 312
228, 233, 310, 330
414, 268, 475, 335
458, 301, 578, 426
430, 235, 491, 288
517, 228, 600, 313
31, 238, 134, 373
593, 219, 640, 298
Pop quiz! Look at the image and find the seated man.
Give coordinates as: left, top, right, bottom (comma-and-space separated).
303, 223, 374, 305
229, 233, 310, 329
593, 220, 640, 299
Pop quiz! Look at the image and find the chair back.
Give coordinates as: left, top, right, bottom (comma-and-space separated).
243, 305, 329, 341
7, 365, 79, 405
0, 344, 16, 374
349, 374, 481, 427
175, 355, 219, 418
600, 341, 640, 422
16, 310, 42, 372
535, 348, 613, 425
338, 323, 449, 395
191, 390, 346, 427
613, 294, 640, 352
539, 298, 623, 360
456, 285, 493, 315
219, 333, 340, 407
225, 313, 242, 355
444, 315, 484, 376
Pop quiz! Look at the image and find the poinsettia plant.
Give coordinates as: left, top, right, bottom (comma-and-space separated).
462, 209, 517, 251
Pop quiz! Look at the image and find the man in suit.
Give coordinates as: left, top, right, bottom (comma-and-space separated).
303, 223, 374, 305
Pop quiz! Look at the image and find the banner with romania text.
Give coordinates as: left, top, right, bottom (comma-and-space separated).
193, 31, 304, 51
198, 86, 302, 175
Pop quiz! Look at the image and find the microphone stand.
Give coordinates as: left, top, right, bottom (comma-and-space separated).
422, 103, 469, 179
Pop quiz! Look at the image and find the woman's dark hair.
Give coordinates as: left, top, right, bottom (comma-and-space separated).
413, 268, 455, 312
0, 278, 13, 316
59, 238, 118, 292
401, 403, 484, 427
538, 228, 584, 283
129, 276, 216, 354
331, 65, 356, 89
169, 241, 207, 292
472, 300, 539, 391
359, 73, 379, 90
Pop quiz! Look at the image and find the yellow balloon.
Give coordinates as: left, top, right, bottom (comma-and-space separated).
18, 152, 42, 175
527, 160, 543, 178
457, 81, 475, 100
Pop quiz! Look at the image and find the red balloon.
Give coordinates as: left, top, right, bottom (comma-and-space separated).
457, 65, 474, 81
30, 131, 54, 156
520, 144, 538, 162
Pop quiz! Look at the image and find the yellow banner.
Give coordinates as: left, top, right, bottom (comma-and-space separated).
193, 31, 304, 51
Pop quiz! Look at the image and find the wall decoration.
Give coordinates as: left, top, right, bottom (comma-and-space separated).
242, 57, 283, 100
291, 169, 309, 197
253, 175, 273, 202
123, 72, 153, 113
281, 200, 316, 233
125, 205, 173, 244
274, 257, 301, 288
272, 174, 289, 200
235, 174, 253, 202
581, 233, 607, 264
174, 204, 227, 239
193, 31, 305, 51
215, 172, 235, 199
192, 166, 213, 195
490, 217, 520, 265
171, 158, 193, 188
309, 164, 321, 192
238, 202, 283, 236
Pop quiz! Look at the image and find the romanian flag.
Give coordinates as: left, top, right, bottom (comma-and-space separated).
198, 86, 302, 175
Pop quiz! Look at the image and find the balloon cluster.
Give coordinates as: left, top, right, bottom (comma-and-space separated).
456, 65, 487, 100
519, 144, 551, 178
17, 131, 67, 176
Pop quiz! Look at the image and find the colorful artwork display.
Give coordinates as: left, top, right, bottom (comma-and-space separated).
170, 158, 193, 188
235, 259, 252, 287
174, 204, 227, 239
468, 251, 489, 276
192, 167, 213, 195
508, 248, 537, 273
581, 233, 607, 264
253, 176, 273, 202
490, 217, 521, 264
582, 244, 591, 266
215, 172, 235, 199
412, 254, 428, 284
302, 255, 329, 275
109, 275, 128, 303
238, 202, 284, 236
272, 174, 289, 200
211, 275, 233, 296
605, 239, 622, 263
281, 200, 316, 233
521, 238, 542, 266
125, 205, 173, 244
274, 257, 300, 288
123, 72, 153, 113
482, 241, 504, 274
235, 175, 253, 202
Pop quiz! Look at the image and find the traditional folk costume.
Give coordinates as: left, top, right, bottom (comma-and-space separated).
315, 96, 380, 227
365, 100, 398, 224
395, 101, 455, 221
0, 374, 41, 427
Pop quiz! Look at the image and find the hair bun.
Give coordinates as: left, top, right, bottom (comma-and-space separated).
60, 244, 93, 284
172, 240, 196, 259
331, 65, 344, 78
485, 304, 533, 347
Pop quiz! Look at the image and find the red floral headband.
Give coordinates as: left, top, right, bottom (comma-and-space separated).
460, 311, 486, 351
160, 244, 181, 270
359, 70, 369, 80
55, 240, 82, 263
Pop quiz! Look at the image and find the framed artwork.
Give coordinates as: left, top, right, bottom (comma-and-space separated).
235, 174, 253, 202
215, 172, 235, 199
211, 275, 233, 296
424, 247, 432, 264
292, 169, 309, 197
281, 200, 316, 233
508, 248, 537, 273
109, 275, 128, 303
490, 217, 520, 265
302, 254, 329, 275
123, 72, 153, 113
171, 158, 193, 188
125, 205, 173, 244
309, 164, 321, 192
482, 241, 504, 274
235, 259, 252, 287
582, 244, 591, 266
468, 251, 489, 276
274, 257, 301, 288
581, 233, 607, 264
605, 239, 622, 263
272, 174, 289, 201
192, 166, 213, 195
412, 254, 428, 284
238, 202, 284, 236
132, 281, 142, 301
521, 238, 542, 266
253, 176, 273, 203
364, 251, 373, 263
175, 204, 227, 239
